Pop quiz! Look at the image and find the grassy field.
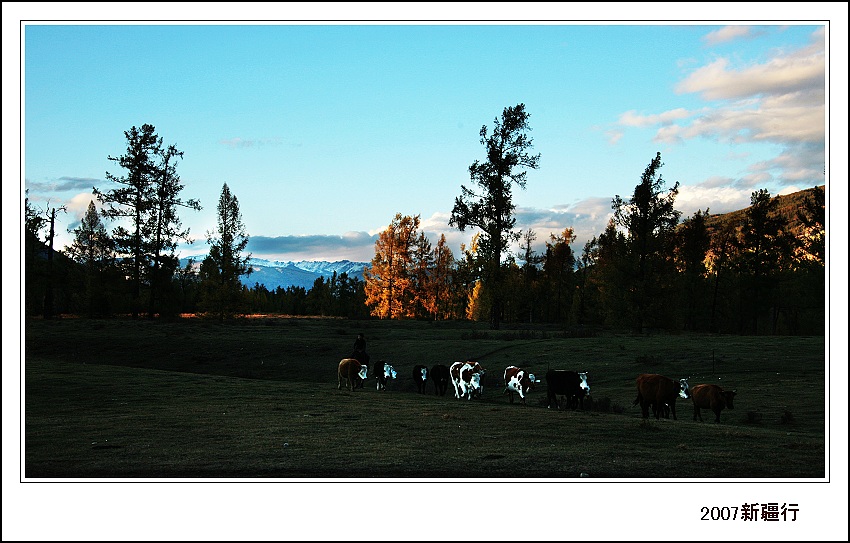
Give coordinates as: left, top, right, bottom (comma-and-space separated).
23, 316, 827, 479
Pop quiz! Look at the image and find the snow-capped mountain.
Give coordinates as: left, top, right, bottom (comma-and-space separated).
179, 257, 369, 291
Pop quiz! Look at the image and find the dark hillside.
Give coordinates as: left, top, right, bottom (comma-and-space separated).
701, 185, 825, 235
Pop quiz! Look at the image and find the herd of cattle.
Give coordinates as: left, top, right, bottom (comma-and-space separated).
337, 358, 738, 422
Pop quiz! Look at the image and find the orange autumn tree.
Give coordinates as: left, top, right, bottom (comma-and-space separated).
364, 213, 427, 319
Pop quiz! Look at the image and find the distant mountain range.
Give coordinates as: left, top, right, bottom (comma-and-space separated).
179, 257, 369, 291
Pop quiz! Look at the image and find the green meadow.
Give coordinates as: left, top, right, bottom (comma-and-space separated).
24, 317, 826, 479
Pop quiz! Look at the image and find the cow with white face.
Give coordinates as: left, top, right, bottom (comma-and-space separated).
374, 360, 398, 391
412, 364, 429, 394
503, 365, 538, 405
450, 360, 485, 400
338, 358, 368, 391
546, 370, 591, 410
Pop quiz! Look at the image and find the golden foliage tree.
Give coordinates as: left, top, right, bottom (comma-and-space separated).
364, 213, 422, 319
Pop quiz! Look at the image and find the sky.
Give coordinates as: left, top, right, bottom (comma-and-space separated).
4, 3, 849, 541
12, 5, 846, 266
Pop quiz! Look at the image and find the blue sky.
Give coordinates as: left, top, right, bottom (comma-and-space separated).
13, 6, 844, 265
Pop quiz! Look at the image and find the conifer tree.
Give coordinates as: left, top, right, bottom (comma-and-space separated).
199, 183, 251, 318
147, 144, 202, 317
95, 124, 161, 317
430, 234, 456, 320
450, 103, 540, 329
67, 201, 115, 316
612, 152, 681, 333
735, 189, 792, 333
542, 228, 576, 323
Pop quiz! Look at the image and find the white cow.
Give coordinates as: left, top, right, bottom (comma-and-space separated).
503, 365, 539, 405
450, 360, 485, 400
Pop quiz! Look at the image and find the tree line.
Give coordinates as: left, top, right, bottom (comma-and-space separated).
24, 110, 826, 334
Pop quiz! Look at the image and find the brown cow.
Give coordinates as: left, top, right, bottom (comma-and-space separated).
691, 384, 736, 423
338, 358, 368, 391
450, 360, 485, 400
634, 374, 691, 420
503, 365, 538, 405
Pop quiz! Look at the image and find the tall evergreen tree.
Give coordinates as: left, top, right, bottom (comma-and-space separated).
706, 221, 739, 333
199, 183, 251, 319
674, 208, 711, 330
411, 231, 435, 319
734, 189, 793, 334
571, 239, 598, 326
24, 191, 48, 316
517, 229, 543, 323
94, 124, 161, 317
449, 103, 540, 330
430, 234, 456, 320
147, 144, 202, 317
612, 152, 681, 333
542, 228, 576, 323
66, 201, 116, 316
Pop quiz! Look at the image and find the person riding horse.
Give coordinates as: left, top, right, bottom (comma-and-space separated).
351, 333, 370, 388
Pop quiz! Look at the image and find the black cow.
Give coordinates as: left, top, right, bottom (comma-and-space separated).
413, 364, 429, 394
430, 364, 450, 396
546, 370, 590, 410
373, 360, 398, 391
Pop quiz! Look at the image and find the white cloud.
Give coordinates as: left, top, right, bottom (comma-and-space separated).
616, 27, 825, 197
618, 108, 691, 128
702, 25, 765, 46
605, 129, 623, 145
675, 45, 824, 101
66, 192, 98, 219
778, 185, 802, 196
675, 184, 752, 216
699, 176, 736, 189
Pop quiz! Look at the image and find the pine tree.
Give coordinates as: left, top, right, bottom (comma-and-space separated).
66, 201, 116, 316
430, 234, 456, 320
450, 103, 540, 329
734, 189, 793, 334
612, 152, 681, 333
146, 144, 202, 317
199, 183, 251, 319
95, 124, 161, 317
674, 208, 711, 330
542, 228, 576, 323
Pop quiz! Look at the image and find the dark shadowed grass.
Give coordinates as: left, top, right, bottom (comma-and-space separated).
23, 317, 826, 479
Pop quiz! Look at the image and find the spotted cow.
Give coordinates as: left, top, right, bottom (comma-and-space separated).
373, 360, 398, 391
337, 358, 368, 392
545, 370, 590, 410
413, 364, 429, 394
503, 365, 538, 405
430, 364, 450, 396
450, 360, 485, 400
691, 384, 736, 423
633, 373, 690, 420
